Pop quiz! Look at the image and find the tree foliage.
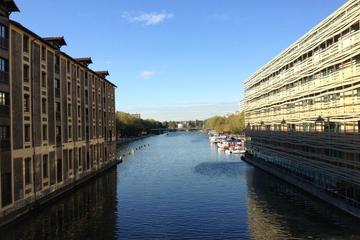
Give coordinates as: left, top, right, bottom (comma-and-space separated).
116, 112, 164, 137
204, 112, 245, 133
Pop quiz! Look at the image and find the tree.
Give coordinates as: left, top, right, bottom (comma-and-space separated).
204, 112, 245, 133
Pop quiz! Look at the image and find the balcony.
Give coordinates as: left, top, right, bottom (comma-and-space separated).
0, 37, 8, 50
0, 71, 9, 84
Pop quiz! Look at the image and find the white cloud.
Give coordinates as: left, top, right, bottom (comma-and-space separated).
123, 11, 174, 25
140, 70, 156, 79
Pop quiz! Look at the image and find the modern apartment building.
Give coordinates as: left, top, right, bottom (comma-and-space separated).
0, 0, 116, 225
244, 0, 360, 217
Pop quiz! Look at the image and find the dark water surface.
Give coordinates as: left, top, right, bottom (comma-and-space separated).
2, 132, 360, 240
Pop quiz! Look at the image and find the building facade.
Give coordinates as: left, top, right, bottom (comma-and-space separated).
0, 1, 116, 225
244, 0, 360, 216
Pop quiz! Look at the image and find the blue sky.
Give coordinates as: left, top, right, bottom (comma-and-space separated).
13, 0, 346, 121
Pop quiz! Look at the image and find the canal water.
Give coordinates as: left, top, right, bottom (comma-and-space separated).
1, 132, 360, 240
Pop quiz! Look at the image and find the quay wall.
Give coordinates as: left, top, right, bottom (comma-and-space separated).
0, 159, 121, 228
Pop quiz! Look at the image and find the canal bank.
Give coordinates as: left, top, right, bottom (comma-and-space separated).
243, 156, 360, 220
0, 159, 122, 228
117, 134, 155, 145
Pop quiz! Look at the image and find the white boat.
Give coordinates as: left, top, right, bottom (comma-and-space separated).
231, 149, 246, 154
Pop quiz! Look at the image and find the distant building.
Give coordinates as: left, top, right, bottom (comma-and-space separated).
130, 113, 141, 119
177, 123, 184, 129
0, 0, 117, 225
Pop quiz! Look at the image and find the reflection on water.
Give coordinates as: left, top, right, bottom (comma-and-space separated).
194, 162, 245, 177
0, 169, 118, 240
247, 168, 360, 240
1, 132, 360, 240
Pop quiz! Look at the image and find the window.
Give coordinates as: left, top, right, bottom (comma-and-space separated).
41, 46, 46, 61
69, 150, 73, 170
68, 125, 72, 139
0, 57, 8, 83
56, 102, 61, 113
23, 65, 29, 82
0, 126, 9, 140
23, 35, 29, 52
66, 61, 70, 73
57, 158, 62, 183
42, 98, 47, 114
42, 125, 47, 141
78, 148, 82, 167
78, 106, 81, 117
55, 55, 60, 65
41, 72, 46, 88
0, 92, 8, 105
24, 158, 32, 185
56, 126, 61, 138
42, 155, 49, 179
68, 103, 71, 116
0, 57, 7, 72
67, 82, 71, 95
77, 85, 80, 97
24, 125, 31, 142
55, 78, 60, 89
24, 94, 30, 112
0, 24, 8, 49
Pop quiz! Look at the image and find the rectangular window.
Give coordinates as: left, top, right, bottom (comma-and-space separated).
24, 94, 30, 112
56, 102, 61, 113
56, 126, 61, 138
67, 82, 71, 95
42, 125, 47, 141
42, 98, 47, 114
78, 105, 81, 117
41, 46, 46, 61
41, 72, 46, 88
24, 158, 32, 186
0, 92, 8, 105
56, 158, 62, 183
68, 103, 71, 116
68, 125, 72, 139
0, 24, 8, 50
77, 85, 80, 97
23, 35, 29, 52
0, 57, 8, 83
69, 150, 73, 170
78, 148, 82, 167
43, 155, 49, 179
55, 79, 60, 89
23, 65, 29, 82
66, 61, 70, 73
0, 57, 7, 72
24, 125, 31, 142
0, 125, 9, 140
